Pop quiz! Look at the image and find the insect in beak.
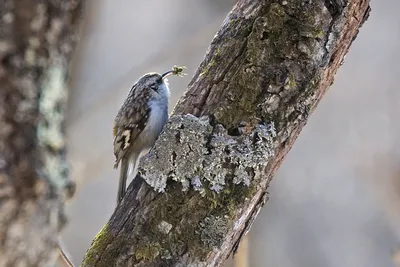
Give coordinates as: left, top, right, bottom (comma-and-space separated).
161, 66, 186, 79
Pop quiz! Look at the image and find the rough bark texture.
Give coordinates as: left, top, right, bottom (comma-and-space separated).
82, 0, 370, 266
0, 1, 84, 266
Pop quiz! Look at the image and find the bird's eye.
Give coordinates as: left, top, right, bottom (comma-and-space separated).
151, 84, 158, 91
157, 77, 163, 84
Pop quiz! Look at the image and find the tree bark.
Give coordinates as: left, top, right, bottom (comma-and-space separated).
82, 0, 370, 266
0, 1, 84, 266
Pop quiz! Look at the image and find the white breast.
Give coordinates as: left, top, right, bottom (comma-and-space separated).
137, 98, 168, 156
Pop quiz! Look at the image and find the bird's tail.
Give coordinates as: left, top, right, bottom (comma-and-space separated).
117, 158, 129, 205
117, 156, 139, 205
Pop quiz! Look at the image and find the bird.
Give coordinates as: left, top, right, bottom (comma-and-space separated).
113, 66, 185, 205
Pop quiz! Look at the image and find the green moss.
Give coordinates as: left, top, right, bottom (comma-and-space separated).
230, 18, 238, 27
313, 29, 324, 38
81, 224, 113, 266
216, 47, 221, 56
204, 179, 255, 211
200, 60, 215, 76
200, 47, 221, 77
135, 242, 162, 261
288, 71, 296, 89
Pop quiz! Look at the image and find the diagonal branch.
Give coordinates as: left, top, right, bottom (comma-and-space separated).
82, 0, 371, 266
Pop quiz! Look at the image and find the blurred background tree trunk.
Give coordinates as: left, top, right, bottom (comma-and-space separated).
82, 0, 371, 266
0, 1, 84, 266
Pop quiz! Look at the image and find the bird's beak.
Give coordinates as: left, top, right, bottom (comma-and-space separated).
161, 70, 173, 79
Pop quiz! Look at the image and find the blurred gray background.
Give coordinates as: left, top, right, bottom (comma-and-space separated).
61, 0, 400, 266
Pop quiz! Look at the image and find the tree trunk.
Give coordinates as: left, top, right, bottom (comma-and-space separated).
0, 1, 84, 266
82, 0, 370, 266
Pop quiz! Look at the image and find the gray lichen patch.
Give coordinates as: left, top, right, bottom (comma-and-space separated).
140, 114, 276, 194
141, 115, 212, 192
196, 215, 229, 249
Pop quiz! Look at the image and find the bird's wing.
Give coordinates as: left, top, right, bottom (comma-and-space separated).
113, 88, 150, 168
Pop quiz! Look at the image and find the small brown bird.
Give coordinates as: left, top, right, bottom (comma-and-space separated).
113, 66, 184, 204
